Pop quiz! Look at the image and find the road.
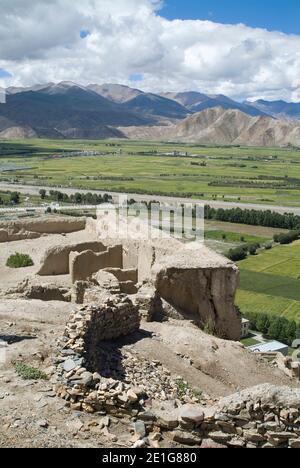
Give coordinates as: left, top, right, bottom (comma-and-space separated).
1, 182, 300, 215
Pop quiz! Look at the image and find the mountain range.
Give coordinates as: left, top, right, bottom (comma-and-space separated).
120, 107, 300, 147
0, 81, 300, 145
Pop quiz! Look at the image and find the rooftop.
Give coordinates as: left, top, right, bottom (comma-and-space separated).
248, 341, 288, 353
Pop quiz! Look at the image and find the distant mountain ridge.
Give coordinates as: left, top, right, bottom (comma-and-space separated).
89, 83, 190, 121
245, 99, 300, 120
120, 107, 300, 147
161, 91, 267, 117
1, 81, 300, 142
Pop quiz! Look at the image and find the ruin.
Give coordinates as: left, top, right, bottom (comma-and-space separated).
0, 217, 86, 243
33, 215, 241, 340
0, 215, 299, 448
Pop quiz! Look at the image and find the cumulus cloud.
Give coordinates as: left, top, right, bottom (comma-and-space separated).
0, 0, 299, 101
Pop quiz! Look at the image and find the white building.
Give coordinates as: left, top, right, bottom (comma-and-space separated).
241, 318, 251, 338
248, 341, 289, 356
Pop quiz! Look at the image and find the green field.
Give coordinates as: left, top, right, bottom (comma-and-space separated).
1, 139, 300, 206
205, 229, 268, 244
236, 240, 300, 323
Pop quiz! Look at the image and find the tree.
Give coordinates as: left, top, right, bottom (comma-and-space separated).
268, 317, 282, 340
227, 247, 247, 262
10, 192, 20, 204
74, 193, 82, 204
248, 245, 257, 256
285, 320, 297, 346
39, 189, 46, 200
256, 314, 270, 336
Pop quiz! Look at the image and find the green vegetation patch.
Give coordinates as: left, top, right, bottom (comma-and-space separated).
15, 362, 48, 381
237, 240, 300, 323
241, 337, 261, 347
205, 229, 267, 244
239, 269, 300, 302
6, 253, 34, 268
2, 139, 300, 207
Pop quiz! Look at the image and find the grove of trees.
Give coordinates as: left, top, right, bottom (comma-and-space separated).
40, 190, 113, 205
204, 205, 300, 230
243, 311, 299, 346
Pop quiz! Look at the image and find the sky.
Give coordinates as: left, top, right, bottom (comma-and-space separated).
161, 0, 300, 35
0, 0, 300, 102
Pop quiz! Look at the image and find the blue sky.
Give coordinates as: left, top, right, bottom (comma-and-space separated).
161, 0, 300, 34
0, 69, 11, 78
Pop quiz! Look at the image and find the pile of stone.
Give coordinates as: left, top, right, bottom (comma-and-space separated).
53, 295, 143, 414
90, 343, 201, 403
52, 296, 300, 448
129, 385, 300, 448
53, 295, 202, 416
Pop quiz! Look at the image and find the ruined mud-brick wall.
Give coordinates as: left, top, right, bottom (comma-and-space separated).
0, 217, 86, 243
153, 250, 241, 341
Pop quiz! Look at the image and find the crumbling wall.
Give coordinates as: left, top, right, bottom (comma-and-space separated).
132, 284, 162, 321
153, 247, 241, 341
69, 245, 123, 283
54, 298, 141, 413
38, 241, 107, 276
104, 268, 138, 284
0, 217, 86, 243
83, 215, 242, 340
25, 284, 71, 302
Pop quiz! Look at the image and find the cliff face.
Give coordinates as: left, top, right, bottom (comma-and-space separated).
152, 246, 241, 341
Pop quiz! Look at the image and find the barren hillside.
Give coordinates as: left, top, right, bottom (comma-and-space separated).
120, 107, 300, 146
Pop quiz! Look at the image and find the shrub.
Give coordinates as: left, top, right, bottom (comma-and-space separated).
6, 253, 34, 268
248, 245, 257, 256
265, 243, 273, 250
203, 318, 217, 336
274, 229, 300, 245
227, 247, 248, 262
15, 362, 48, 381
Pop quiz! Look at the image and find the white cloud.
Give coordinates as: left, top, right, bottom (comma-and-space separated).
0, 0, 300, 101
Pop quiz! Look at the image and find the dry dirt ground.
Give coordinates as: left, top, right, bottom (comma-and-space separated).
0, 300, 152, 448
0, 298, 298, 448
0, 233, 299, 448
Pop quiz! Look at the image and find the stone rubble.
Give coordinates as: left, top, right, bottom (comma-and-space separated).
53, 296, 300, 448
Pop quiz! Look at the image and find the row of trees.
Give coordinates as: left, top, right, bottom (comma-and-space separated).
204, 205, 300, 230
39, 190, 112, 205
0, 191, 21, 205
274, 229, 300, 245
227, 242, 264, 261
244, 311, 299, 347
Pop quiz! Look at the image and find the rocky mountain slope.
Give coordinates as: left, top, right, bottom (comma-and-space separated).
0, 82, 148, 139
2, 81, 300, 143
161, 91, 266, 117
121, 107, 300, 146
90, 83, 190, 122
246, 99, 300, 121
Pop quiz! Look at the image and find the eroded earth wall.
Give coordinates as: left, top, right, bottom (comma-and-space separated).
0, 217, 86, 243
